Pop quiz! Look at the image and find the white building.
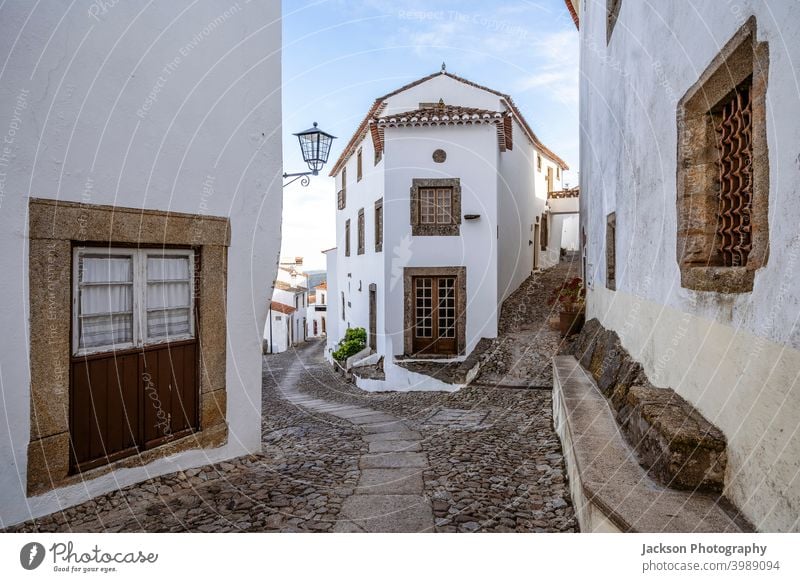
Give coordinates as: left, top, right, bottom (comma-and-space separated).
326, 69, 569, 390
0, 2, 282, 527
263, 263, 309, 352
567, 0, 800, 531
264, 302, 297, 354
306, 282, 328, 338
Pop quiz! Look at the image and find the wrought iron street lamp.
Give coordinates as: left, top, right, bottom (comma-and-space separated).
283, 122, 336, 187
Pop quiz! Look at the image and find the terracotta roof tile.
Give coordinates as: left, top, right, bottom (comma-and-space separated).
270, 301, 296, 315
329, 70, 569, 176
565, 0, 579, 29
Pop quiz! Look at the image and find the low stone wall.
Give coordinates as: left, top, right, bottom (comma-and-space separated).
564, 319, 727, 492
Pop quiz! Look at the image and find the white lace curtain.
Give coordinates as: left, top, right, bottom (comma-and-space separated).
146, 257, 191, 339
78, 256, 134, 349
77, 253, 192, 350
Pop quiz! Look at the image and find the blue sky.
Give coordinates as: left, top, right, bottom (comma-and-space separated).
281, 0, 579, 269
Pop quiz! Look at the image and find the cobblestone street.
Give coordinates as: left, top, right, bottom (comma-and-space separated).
9, 260, 578, 533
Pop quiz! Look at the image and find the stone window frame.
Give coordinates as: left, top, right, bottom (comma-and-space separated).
27, 198, 229, 496
409, 178, 462, 237
537, 154, 542, 172
607, 0, 622, 44
345, 219, 351, 257
606, 212, 617, 291
402, 266, 467, 357
374, 198, 383, 252
357, 208, 365, 255
676, 16, 769, 294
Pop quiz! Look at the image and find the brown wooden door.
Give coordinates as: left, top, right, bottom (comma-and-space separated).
533, 224, 541, 270
412, 276, 457, 355
368, 284, 377, 351
70, 341, 198, 472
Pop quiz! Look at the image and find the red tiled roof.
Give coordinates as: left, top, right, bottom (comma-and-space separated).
316, 282, 327, 290
275, 280, 308, 293
270, 301, 295, 315
565, 0, 579, 29
328, 70, 569, 176
375, 104, 512, 153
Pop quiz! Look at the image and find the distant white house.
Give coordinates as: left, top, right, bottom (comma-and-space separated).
325, 69, 570, 391
265, 301, 297, 353
306, 282, 328, 338
264, 265, 309, 352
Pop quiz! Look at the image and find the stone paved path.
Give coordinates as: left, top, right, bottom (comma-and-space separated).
7, 259, 578, 533
278, 354, 434, 532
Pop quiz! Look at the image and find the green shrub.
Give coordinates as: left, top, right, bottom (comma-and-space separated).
332, 327, 367, 362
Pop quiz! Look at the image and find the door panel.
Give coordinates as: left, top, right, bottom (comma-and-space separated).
71, 353, 139, 471
70, 342, 198, 472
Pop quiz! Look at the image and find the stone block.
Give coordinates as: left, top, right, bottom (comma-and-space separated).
620, 385, 727, 492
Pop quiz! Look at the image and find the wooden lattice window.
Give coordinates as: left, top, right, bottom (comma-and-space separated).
676, 17, 768, 294
345, 219, 351, 257
410, 178, 461, 236
606, 212, 616, 290
357, 208, 365, 255
375, 198, 383, 252
437, 277, 456, 339
714, 79, 752, 267
414, 278, 433, 338
420, 188, 453, 225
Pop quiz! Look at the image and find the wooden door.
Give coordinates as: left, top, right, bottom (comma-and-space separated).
368, 284, 377, 351
546, 166, 554, 193
412, 276, 457, 355
533, 224, 541, 270
71, 341, 198, 472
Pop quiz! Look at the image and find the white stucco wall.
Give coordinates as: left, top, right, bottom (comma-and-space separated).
383, 123, 500, 359
0, 1, 282, 526
578, 0, 800, 530
264, 310, 291, 353
324, 250, 339, 360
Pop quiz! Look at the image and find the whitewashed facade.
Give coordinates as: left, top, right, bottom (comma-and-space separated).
0, 2, 282, 527
306, 283, 328, 338
569, 0, 800, 531
326, 70, 568, 390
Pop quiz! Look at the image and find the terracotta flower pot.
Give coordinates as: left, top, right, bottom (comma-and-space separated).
559, 310, 585, 337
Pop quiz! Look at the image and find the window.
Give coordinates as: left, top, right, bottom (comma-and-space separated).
607, 0, 622, 44
73, 248, 195, 355
338, 168, 347, 210
357, 148, 363, 182
357, 208, 365, 254
537, 154, 542, 172
556, 166, 561, 180
345, 219, 351, 257
341, 292, 345, 320
374, 144, 382, 165
375, 198, 383, 252
606, 213, 616, 290
410, 178, 461, 236
676, 17, 768, 293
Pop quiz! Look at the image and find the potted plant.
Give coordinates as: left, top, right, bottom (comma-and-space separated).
548, 277, 586, 336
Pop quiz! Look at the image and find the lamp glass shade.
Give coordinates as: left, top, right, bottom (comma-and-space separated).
294, 122, 336, 173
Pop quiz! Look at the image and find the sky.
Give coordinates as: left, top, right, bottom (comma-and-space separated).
281, 0, 579, 270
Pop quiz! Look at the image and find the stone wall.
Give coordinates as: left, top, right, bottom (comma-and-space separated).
564, 319, 728, 493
